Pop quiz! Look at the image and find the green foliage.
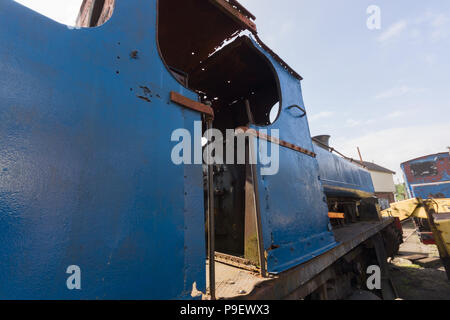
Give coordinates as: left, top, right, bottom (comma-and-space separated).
395, 183, 408, 201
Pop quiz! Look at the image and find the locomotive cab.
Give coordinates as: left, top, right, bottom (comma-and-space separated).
157, 0, 338, 275
158, 0, 282, 265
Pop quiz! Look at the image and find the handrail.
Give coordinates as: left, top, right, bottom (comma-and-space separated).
312, 138, 367, 169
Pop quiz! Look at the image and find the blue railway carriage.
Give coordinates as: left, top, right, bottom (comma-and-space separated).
401, 152, 450, 245
0, 0, 402, 300
402, 152, 450, 199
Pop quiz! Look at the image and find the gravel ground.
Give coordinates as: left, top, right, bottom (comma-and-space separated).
389, 219, 450, 300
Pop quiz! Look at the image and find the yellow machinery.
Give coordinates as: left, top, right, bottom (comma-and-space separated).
382, 198, 450, 280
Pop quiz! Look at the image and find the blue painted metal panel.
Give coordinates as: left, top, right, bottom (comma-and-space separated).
314, 146, 375, 199
249, 38, 338, 274
0, 0, 205, 299
411, 184, 450, 199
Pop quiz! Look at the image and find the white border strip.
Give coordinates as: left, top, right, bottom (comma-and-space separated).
411, 181, 450, 188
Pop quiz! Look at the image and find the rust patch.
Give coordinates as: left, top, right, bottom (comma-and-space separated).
136, 86, 152, 103
268, 245, 280, 251
139, 86, 152, 96
130, 50, 139, 59
137, 96, 151, 103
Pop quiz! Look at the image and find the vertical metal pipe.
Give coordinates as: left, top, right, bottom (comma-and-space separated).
206, 116, 216, 300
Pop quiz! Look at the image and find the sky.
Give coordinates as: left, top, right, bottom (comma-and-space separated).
14, 0, 83, 26
240, 0, 450, 182
13, 0, 450, 182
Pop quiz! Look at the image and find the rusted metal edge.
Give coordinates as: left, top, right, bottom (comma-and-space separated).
170, 91, 214, 119
208, 0, 257, 33
237, 127, 316, 158
253, 34, 303, 81
215, 252, 260, 273
228, 0, 256, 20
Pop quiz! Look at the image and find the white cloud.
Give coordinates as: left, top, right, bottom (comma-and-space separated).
335, 124, 449, 182
339, 118, 377, 128
431, 13, 448, 28
310, 111, 334, 122
429, 13, 449, 41
378, 20, 407, 43
414, 11, 449, 42
375, 86, 411, 99
375, 86, 426, 99
346, 119, 362, 127
378, 12, 449, 45
387, 111, 404, 119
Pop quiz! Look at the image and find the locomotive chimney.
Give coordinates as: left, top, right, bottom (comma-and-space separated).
312, 135, 331, 150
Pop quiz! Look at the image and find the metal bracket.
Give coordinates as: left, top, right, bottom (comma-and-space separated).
237, 127, 316, 158
170, 91, 215, 119
286, 104, 306, 118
